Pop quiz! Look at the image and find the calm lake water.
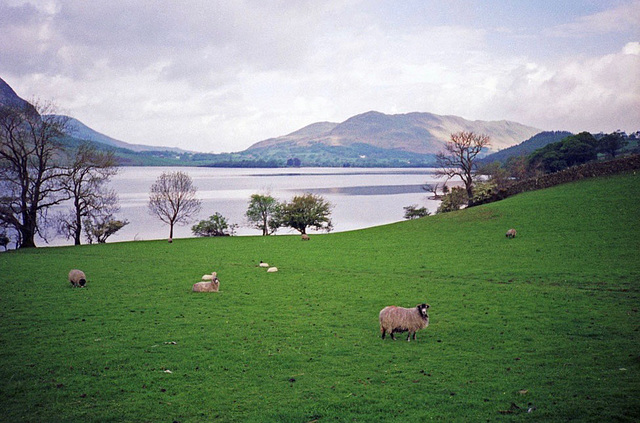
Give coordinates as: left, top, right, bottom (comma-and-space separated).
41, 167, 454, 246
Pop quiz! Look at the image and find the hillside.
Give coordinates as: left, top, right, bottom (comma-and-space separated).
1, 172, 638, 421
481, 130, 573, 163
56, 115, 188, 153
248, 110, 542, 155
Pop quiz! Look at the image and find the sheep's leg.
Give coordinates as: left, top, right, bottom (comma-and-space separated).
381, 329, 386, 340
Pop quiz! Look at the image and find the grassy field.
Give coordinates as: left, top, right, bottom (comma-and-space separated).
1, 172, 639, 422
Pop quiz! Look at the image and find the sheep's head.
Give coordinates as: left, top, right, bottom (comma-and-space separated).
78, 278, 86, 287
416, 303, 430, 318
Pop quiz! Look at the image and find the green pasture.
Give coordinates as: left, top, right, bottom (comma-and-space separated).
1, 172, 639, 422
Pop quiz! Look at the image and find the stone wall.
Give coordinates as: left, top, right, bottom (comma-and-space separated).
469, 154, 640, 207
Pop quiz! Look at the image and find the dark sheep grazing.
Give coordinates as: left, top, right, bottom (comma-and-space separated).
69, 269, 87, 287
379, 303, 430, 341
506, 228, 517, 238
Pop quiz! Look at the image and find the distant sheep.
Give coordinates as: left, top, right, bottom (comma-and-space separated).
193, 272, 220, 292
267, 267, 278, 273
301, 234, 310, 241
379, 303, 430, 341
201, 274, 214, 281
258, 261, 269, 268
68, 269, 87, 288
506, 228, 517, 238
168, 238, 173, 243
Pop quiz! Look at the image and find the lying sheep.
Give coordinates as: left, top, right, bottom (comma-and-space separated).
379, 303, 430, 341
69, 269, 87, 288
506, 228, 517, 238
258, 261, 269, 268
201, 274, 214, 281
267, 267, 278, 273
301, 234, 310, 241
193, 272, 220, 292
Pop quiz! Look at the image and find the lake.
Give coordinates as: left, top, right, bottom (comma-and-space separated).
42, 167, 455, 246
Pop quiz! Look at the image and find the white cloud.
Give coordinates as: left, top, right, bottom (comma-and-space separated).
545, 0, 640, 37
2, 1, 639, 153
494, 43, 640, 133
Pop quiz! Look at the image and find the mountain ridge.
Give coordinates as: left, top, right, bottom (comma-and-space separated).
247, 110, 542, 155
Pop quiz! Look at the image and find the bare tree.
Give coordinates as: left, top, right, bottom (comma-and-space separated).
435, 131, 491, 201
0, 101, 69, 248
422, 182, 446, 200
148, 171, 201, 239
57, 143, 119, 245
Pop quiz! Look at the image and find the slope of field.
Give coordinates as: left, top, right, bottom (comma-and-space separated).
1, 172, 638, 422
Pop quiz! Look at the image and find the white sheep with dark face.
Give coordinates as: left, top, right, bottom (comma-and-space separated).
69, 269, 87, 288
506, 228, 517, 238
379, 303, 430, 341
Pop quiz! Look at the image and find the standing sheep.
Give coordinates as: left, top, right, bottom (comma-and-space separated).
301, 234, 310, 241
379, 303, 430, 341
68, 269, 87, 288
192, 272, 220, 292
506, 228, 517, 238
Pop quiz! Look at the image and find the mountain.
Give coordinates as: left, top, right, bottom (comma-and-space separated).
0, 77, 36, 113
1, 77, 187, 155
56, 115, 188, 153
480, 131, 574, 163
247, 111, 542, 155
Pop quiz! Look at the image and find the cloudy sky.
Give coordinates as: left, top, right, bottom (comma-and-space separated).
1, 0, 639, 153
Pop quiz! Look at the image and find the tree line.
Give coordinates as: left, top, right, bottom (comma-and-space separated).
0, 101, 127, 249
404, 130, 633, 218
147, 170, 334, 239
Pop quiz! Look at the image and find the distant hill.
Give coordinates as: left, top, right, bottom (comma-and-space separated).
54, 115, 188, 153
248, 111, 542, 155
480, 131, 573, 163
2, 76, 551, 167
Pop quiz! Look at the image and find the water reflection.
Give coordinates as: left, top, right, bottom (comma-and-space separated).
35, 167, 453, 247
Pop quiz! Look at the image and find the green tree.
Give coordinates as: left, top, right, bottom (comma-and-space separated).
436, 187, 468, 214
84, 217, 129, 244
192, 212, 235, 237
477, 161, 510, 190
597, 132, 627, 158
245, 194, 280, 236
276, 193, 333, 234
403, 205, 430, 220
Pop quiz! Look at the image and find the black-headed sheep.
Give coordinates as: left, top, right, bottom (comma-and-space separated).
193, 272, 220, 292
301, 234, 310, 241
506, 228, 517, 238
379, 303, 430, 341
69, 269, 87, 288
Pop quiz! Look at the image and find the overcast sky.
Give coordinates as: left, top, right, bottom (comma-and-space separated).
1, 1, 638, 153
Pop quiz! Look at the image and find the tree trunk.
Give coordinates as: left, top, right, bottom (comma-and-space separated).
74, 214, 82, 246
19, 227, 36, 248
19, 211, 37, 248
169, 222, 174, 239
